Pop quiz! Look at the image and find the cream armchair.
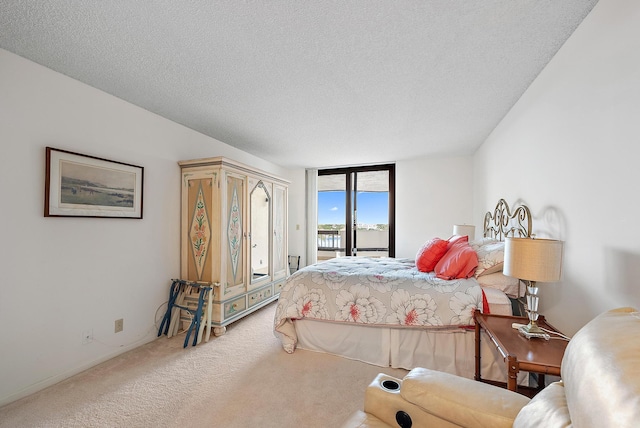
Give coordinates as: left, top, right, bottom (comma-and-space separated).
342, 307, 640, 428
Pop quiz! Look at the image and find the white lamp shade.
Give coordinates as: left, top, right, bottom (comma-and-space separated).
453, 224, 476, 239
504, 237, 563, 283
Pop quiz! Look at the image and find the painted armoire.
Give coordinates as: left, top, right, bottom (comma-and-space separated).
179, 157, 289, 335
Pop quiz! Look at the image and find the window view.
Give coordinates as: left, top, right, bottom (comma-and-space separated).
317, 165, 394, 260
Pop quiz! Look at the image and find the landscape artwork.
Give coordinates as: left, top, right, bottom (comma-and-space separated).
60, 161, 135, 208
45, 147, 144, 218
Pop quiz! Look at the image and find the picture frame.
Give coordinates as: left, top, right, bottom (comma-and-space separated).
45, 147, 144, 218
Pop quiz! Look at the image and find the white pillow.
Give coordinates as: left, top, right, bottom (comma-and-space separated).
470, 237, 499, 247
471, 240, 505, 277
477, 272, 522, 298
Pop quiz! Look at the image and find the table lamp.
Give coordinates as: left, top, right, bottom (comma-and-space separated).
504, 237, 563, 339
453, 224, 476, 239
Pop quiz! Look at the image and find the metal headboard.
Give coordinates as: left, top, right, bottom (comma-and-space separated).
483, 199, 532, 241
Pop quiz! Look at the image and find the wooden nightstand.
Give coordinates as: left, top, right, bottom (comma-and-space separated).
474, 311, 569, 397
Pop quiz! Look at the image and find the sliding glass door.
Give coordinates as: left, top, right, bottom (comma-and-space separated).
317, 165, 395, 260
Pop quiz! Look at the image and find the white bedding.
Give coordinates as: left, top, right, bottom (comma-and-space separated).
274, 257, 486, 353
273, 256, 524, 383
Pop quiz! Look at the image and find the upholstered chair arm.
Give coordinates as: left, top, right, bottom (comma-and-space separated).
399, 368, 530, 428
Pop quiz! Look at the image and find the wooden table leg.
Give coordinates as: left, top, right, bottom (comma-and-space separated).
475, 314, 481, 382
537, 374, 546, 391
507, 355, 518, 391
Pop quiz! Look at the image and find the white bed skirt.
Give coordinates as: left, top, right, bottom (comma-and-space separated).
294, 318, 526, 385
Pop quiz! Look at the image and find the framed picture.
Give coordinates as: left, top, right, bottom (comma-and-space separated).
45, 147, 144, 218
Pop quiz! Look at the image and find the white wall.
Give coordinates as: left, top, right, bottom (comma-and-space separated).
474, 0, 640, 335
396, 156, 474, 258
0, 48, 292, 406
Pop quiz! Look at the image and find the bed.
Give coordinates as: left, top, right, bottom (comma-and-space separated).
274, 199, 532, 383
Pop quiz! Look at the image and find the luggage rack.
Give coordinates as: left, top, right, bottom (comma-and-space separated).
158, 279, 217, 348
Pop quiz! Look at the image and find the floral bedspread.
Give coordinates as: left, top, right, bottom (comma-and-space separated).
274, 257, 484, 353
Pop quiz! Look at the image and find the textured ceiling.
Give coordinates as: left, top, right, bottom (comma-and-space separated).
0, 1, 598, 169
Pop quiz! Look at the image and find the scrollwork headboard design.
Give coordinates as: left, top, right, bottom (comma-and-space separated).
483, 199, 532, 241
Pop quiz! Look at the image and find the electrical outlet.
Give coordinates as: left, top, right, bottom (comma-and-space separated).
114, 318, 124, 333
82, 329, 93, 345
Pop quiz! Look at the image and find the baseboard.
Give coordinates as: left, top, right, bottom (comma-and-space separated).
0, 335, 157, 408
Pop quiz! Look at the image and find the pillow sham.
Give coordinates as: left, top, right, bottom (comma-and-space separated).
473, 240, 505, 277
447, 234, 468, 249
470, 237, 499, 248
476, 272, 522, 298
415, 238, 448, 272
434, 238, 478, 280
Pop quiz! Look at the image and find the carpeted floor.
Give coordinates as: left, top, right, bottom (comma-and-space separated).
0, 302, 407, 427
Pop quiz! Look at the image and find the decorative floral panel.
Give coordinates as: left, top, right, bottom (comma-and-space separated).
189, 182, 211, 280
227, 182, 242, 284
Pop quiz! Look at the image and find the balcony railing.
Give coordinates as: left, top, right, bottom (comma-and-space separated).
317, 229, 389, 259
317, 229, 343, 251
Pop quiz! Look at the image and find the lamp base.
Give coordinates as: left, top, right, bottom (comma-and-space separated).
518, 325, 550, 340
520, 281, 549, 340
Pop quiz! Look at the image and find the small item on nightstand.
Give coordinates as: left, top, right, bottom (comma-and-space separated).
511, 322, 526, 329
518, 326, 550, 340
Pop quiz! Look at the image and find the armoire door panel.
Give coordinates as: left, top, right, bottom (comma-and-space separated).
248, 178, 272, 290
186, 177, 214, 282
224, 173, 245, 294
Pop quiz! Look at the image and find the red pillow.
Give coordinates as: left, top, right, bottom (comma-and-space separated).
415, 238, 448, 272
446, 234, 468, 249
434, 238, 479, 280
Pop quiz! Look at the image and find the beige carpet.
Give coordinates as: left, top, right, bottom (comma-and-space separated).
0, 302, 407, 427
